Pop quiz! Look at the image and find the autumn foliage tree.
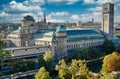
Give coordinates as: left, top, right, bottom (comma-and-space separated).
35, 67, 51, 79
43, 51, 54, 72
102, 52, 120, 73
69, 59, 89, 79
55, 59, 90, 79
55, 59, 71, 79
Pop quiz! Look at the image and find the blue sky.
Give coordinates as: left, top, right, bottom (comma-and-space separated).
0, 0, 120, 23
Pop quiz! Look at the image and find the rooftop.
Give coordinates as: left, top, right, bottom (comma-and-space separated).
23, 15, 34, 21
56, 25, 66, 32
67, 29, 102, 35
67, 35, 105, 41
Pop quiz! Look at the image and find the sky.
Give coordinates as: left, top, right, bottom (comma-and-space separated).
0, 0, 120, 23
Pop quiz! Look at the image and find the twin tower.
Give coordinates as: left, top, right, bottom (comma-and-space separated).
102, 3, 114, 40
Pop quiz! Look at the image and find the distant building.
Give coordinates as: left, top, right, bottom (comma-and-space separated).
80, 22, 101, 29
77, 21, 82, 27
79, 17, 101, 29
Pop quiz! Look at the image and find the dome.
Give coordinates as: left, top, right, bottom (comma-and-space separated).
56, 25, 66, 32
23, 15, 34, 21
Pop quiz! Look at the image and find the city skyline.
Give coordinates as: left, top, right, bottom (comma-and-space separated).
0, 0, 120, 23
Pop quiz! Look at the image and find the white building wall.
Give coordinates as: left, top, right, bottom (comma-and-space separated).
6, 46, 51, 57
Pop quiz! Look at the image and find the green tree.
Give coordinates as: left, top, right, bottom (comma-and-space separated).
102, 52, 120, 73
9, 59, 20, 73
20, 59, 28, 72
43, 51, 54, 72
0, 40, 10, 69
38, 56, 45, 67
35, 67, 51, 79
102, 40, 116, 54
74, 48, 104, 60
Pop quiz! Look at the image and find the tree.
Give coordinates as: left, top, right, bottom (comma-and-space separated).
55, 59, 71, 79
35, 67, 51, 79
55, 59, 90, 79
38, 56, 45, 67
43, 51, 54, 72
102, 52, 120, 73
43, 51, 53, 62
99, 73, 116, 79
74, 48, 104, 60
69, 59, 89, 79
0, 40, 10, 69
102, 40, 116, 54
0, 34, 4, 39
9, 59, 20, 73
20, 59, 28, 72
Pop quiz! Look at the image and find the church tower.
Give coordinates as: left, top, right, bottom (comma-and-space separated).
92, 17, 94, 23
44, 12, 46, 23
102, 3, 114, 40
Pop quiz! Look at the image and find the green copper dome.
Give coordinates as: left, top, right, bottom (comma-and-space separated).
23, 15, 34, 21
56, 25, 66, 32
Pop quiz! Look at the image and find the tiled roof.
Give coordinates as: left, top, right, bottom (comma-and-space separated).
23, 15, 34, 21
66, 29, 101, 35
67, 35, 105, 41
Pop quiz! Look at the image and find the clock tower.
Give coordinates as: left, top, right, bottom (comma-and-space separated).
102, 3, 114, 40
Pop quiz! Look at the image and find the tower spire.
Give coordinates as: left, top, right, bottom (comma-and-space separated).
44, 12, 46, 23
92, 17, 94, 23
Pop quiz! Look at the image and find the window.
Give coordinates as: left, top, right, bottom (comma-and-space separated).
25, 49, 27, 51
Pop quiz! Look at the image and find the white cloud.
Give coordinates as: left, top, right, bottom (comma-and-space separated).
47, 19, 65, 23
96, 0, 120, 5
47, 11, 69, 23
0, 11, 10, 17
50, 12, 69, 17
79, 11, 102, 23
47, 0, 80, 5
4, 0, 43, 14
47, 11, 69, 20
80, 14, 92, 22
88, 6, 102, 12
24, 0, 45, 6
70, 14, 79, 21
83, 0, 95, 4
83, 0, 120, 5
0, 0, 44, 23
